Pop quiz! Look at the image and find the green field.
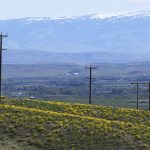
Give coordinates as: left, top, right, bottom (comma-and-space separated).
0, 97, 150, 150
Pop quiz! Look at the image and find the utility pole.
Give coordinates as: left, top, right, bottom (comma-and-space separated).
131, 83, 139, 109
0, 33, 8, 103
131, 82, 147, 110
85, 65, 97, 104
148, 82, 150, 111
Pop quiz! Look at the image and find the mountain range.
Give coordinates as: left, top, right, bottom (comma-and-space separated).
1, 11, 150, 64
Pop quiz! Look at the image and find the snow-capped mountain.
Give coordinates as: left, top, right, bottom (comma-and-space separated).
1, 11, 150, 64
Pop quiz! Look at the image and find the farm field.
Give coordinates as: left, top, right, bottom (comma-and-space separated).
0, 97, 150, 150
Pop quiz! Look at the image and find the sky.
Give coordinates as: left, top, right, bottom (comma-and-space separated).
0, 0, 150, 19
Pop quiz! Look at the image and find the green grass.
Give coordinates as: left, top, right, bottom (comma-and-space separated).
0, 97, 150, 150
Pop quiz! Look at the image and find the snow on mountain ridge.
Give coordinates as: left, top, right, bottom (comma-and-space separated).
20, 12, 150, 24
1, 11, 150, 22
25, 11, 150, 21
91, 11, 150, 20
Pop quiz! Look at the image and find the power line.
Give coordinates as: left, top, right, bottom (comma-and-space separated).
131, 83, 140, 109
85, 65, 97, 104
142, 82, 150, 111
0, 33, 8, 102
140, 82, 150, 111
131, 82, 150, 110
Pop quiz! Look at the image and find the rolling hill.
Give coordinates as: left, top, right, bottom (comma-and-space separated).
0, 97, 150, 150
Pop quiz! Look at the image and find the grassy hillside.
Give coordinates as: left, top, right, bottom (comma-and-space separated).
0, 97, 150, 150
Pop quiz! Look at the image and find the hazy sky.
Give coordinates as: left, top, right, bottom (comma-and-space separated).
0, 0, 150, 19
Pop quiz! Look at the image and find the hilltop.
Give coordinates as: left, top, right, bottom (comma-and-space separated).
0, 97, 150, 150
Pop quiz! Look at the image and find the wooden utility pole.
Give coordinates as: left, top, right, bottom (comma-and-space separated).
0, 33, 8, 103
131, 82, 148, 110
148, 83, 150, 111
85, 65, 97, 104
131, 83, 139, 109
